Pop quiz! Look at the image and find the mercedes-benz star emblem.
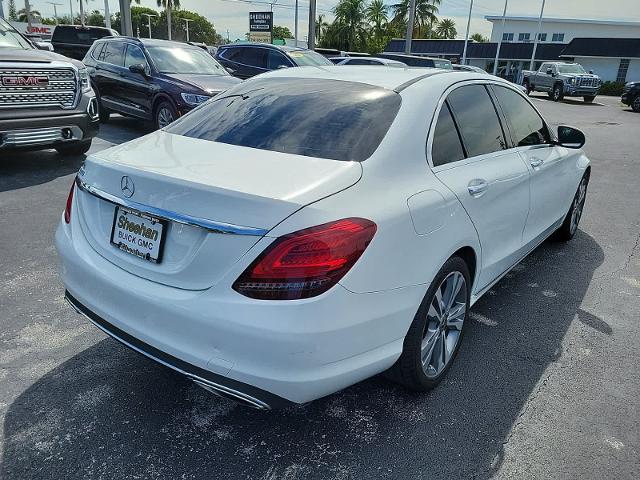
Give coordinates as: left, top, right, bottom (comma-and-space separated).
120, 176, 135, 198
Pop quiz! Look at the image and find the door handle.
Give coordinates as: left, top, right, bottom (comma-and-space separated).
530, 157, 544, 168
467, 179, 489, 197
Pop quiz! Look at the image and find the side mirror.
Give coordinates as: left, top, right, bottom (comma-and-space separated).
34, 41, 54, 51
129, 63, 148, 77
546, 68, 553, 75
556, 125, 585, 149
277, 64, 289, 69
589, 69, 594, 74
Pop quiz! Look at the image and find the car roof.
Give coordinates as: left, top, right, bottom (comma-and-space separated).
259, 65, 459, 90
220, 42, 312, 53
101, 37, 202, 49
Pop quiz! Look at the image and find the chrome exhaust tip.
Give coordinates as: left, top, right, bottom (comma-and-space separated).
192, 379, 271, 410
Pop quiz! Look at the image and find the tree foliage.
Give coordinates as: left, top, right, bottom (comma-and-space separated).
471, 33, 489, 42
272, 25, 293, 40
8, 0, 18, 21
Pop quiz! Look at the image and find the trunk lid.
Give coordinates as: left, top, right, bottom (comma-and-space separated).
76, 131, 362, 290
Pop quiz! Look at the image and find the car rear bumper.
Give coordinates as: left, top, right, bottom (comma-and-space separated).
0, 93, 99, 150
621, 93, 635, 105
55, 206, 424, 406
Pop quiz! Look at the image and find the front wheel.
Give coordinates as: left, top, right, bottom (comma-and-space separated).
554, 174, 589, 241
632, 95, 640, 113
552, 83, 564, 102
583, 95, 596, 103
385, 256, 471, 391
55, 140, 92, 156
154, 100, 178, 130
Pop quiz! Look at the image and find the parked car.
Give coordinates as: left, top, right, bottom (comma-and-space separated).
0, 18, 99, 155
332, 57, 407, 67
51, 24, 118, 60
452, 64, 486, 73
621, 81, 640, 112
215, 43, 333, 79
521, 62, 601, 102
57, 67, 590, 409
378, 53, 452, 69
83, 37, 241, 129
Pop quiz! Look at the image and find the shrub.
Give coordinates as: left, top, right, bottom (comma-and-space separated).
599, 81, 624, 96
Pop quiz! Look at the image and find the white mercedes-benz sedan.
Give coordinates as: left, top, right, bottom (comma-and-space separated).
56, 67, 590, 409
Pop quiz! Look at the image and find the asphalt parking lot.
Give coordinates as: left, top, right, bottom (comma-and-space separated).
1, 94, 639, 480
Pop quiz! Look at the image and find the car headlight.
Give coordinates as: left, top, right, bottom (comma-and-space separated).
181, 93, 210, 106
78, 67, 91, 93
568, 77, 576, 85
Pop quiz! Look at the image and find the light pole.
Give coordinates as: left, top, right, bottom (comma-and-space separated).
103, 0, 110, 29
294, 0, 298, 44
404, 0, 416, 54
493, 0, 508, 75
141, 13, 158, 39
23, 0, 32, 31
119, 0, 132, 36
69, 0, 73, 24
307, 0, 316, 50
177, 17, 193, 42
529, 0, 546, 70
461, 0, 474, 65
47, 1, 63, 25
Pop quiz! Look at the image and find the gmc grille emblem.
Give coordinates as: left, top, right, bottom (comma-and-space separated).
1, 76, 49, 87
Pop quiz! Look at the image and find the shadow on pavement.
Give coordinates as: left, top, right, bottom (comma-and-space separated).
1, 232, 604, 479
0, 150, 84, 193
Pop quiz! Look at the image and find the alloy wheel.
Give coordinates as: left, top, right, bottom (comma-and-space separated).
421, 271, 467, 379
157, 107, 175, 128
570, 178, 587, 235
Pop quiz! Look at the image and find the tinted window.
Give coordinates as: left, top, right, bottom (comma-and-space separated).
167, 78, 401, 162
53, 26, 111, 44
238, 47, 267, 68
124, 44, 147, 68
100, 41, 125, 66
91, 42, 105, 60
287, 50, 333, 66
447, 85, 507, 157
348, 58, 379, 65
267, 50, 290, 69
431, 102, 466, 167
492, 86, 550, 147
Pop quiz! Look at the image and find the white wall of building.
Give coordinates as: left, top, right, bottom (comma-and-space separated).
488, 17, 640, 44
627, 60, 640, 82
571, 57, 621, 82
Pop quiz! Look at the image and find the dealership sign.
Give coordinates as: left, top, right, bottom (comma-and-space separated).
9, 22, 54, 39
249, 12, 272, 43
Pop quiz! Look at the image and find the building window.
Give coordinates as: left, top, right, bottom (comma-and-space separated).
518, 33, 531, 42
502, 32, 514, 42
552, 33, 565, 42
537, 33, 547, 42
617, 59, 630, 84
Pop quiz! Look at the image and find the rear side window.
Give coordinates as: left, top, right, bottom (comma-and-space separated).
431, 103, 466, 167
491, 85, 550, 147
237, 47, 267, 68
167, 78, 401, 162
446, 85, 507, 157
99, 41, 125, 66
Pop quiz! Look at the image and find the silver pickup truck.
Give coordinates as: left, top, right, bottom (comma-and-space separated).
521, 62, 601, 103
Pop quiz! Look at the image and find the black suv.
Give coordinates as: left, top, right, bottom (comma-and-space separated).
622, 81, 640, 112
0, 18, 99, 155
83, 37, 241, 129
215, 43, 333, 79
51, 25, 118, 60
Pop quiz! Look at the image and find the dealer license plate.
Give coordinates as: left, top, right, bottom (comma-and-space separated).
110, 206, 166, 263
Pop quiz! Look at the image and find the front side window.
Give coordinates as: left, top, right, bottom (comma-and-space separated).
446, 85, 507, 157
147, 46, 228, 75
167, 77, 401, 162
124, 44, 147, 69
267, 50, 291, 69
100, 41, 125, 66
491, 85, 550, 147
431, 102, 466, 167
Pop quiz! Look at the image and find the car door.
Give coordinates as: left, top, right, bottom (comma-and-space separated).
490, 84, 575, 245
120, 43, 154, 119
430, 83, 531, 291
95, 40, 127, 113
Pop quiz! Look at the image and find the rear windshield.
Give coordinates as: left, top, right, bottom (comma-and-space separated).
433, 59, 452, 70
167, 78, 401, 162
53, 26, 112, 44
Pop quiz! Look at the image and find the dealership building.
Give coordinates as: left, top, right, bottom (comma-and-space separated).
385, 17, 640, 83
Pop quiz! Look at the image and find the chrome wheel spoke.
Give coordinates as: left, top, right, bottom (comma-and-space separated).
446, 303, 466, 330
421, 329, 440, 366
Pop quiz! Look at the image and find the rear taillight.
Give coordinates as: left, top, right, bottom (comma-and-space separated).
233, 218, 377, 300
64, 179, 75, 224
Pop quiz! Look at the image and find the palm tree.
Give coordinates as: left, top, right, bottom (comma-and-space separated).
471, 33, 488, 42
17, 7, 40, 23
435, 18, 456, 39
392, 0, 440, 38
333, 0, 367, 51
315, 14, 329, 43
156, 0, 181, 41
366, 0, 388, 40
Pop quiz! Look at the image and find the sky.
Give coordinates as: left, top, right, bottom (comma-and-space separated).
14, 0, 640, 43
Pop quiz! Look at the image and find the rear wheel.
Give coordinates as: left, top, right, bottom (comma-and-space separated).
554, 174, 589, 241
552, 83, 564, 102
385, 256, 470, 390
632, 95, 640, 113
583, 95, 596, 103
155, 100, 178, 130
55, 139, 92, 156
523, 80, 531, 95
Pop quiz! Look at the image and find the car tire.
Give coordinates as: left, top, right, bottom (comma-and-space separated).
93, 87, 110, 123
632, 95, 640, 113
523, 80, 531, 95
553, 173, 589, 242
154, 100, 178, 130
583, 95, 596, 103
55, 140, 92, 156
385, 256, 471, 391
552, 83, 564, 102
